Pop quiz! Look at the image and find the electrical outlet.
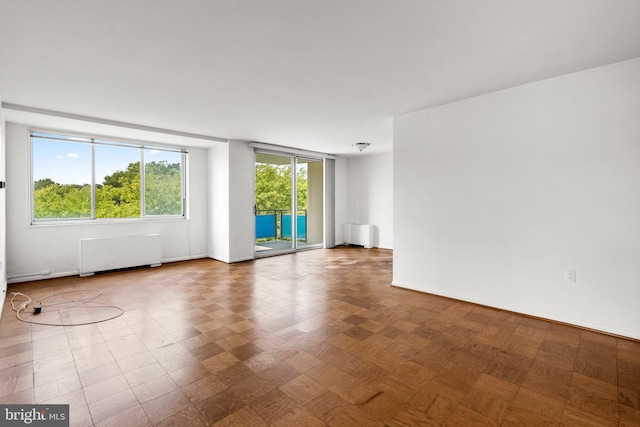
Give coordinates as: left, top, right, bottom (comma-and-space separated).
565, 270, 576, 283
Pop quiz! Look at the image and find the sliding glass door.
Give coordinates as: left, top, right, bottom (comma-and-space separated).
255, 153, 295, 255
254, 152, 324, 257
296, 158, 324, 249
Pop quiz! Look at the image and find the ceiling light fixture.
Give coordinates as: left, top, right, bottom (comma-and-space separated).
353, 142, 371, 152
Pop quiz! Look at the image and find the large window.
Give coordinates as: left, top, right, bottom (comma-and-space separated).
31, 130, 187, 223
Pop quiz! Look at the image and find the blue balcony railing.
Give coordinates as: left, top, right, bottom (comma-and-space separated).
256, 209, 307, 241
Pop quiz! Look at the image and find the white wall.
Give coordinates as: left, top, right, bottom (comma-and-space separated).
307, 161, 323, 245
6, 122, 210, 282
228, 141, 255, 262
347, 152, 393, 249
208, 140, 254, 263
334, 157, 349, 245
208, 143, 230, 262
394, 58, 640, 339
0, 102, 6, 309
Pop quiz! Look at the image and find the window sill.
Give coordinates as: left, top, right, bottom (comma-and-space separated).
30, 216, 187, 227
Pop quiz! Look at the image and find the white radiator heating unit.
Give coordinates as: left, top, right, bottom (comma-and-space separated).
344, 224, 373, 248
79, 234, 162, 276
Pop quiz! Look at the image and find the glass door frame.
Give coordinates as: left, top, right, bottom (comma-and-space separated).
295, 156, 324, 252
254, 150, 323, 258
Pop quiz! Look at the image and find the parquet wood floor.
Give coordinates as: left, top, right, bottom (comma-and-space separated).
1, 247, 639, 426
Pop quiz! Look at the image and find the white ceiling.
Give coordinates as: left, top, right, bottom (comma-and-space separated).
1, 1, 640, 155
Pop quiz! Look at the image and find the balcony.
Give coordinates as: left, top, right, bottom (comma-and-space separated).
255, 209, 308, 252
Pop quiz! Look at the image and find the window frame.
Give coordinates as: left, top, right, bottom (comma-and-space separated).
30, 128, 188, 225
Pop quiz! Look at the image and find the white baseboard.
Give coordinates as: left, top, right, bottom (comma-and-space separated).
391, 281, 640, 341
162, 254, 208, 263
208, 254, 255, 264
8, 255, 211, 284
8, 270, 79, 284
208, 253, 230, 263
229, 256, 254, 263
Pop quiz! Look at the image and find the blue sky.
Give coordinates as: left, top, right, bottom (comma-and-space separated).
32, 138, 180, 185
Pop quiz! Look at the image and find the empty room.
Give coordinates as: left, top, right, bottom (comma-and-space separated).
0, 1, 639, 426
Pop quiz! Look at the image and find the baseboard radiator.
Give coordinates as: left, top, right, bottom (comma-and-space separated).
344, 223, 373, 248
79, 234, 162, 276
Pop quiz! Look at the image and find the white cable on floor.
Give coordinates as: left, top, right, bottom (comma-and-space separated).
9, 289, 124, 326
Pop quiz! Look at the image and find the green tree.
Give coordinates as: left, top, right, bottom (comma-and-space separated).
255, 164, 308, 212
34, 182, 91, 219
297, 167, 308, 212
255, 163, 292, 212
34, 178, 56, 191
96, 162, 140, 218
144, 160, 182, 215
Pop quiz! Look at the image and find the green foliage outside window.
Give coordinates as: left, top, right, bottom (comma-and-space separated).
96, 161, 140, 218
255, 163, 307, 212
33, 182, 91, 219
33, 160, 182, 220
145, 160, 182, 215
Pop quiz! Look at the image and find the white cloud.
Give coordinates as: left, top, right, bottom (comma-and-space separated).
56, 154, 63, 160
66, 153, 79, 159
148, 150, 161, 155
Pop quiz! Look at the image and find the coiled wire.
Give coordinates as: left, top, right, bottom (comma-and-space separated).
10, 289, 124, 326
